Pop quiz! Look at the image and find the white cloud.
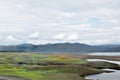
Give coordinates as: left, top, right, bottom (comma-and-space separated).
66, 24, 91, 29
64, 24, 92, 31
54, 34, 65, 40
27, 39, 60, 45
0, 35, 4, 40
54, 33, 79, 41
57, 12, 76, 18
66, 33, 79, 41
79, 39, 115, 45
29, 32, 40, 39
0, 26, 25, 32
6, 36, 18, 42
0, 0, 120, 45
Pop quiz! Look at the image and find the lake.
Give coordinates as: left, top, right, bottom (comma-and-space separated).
86, 69, 120, 80
87, 59, 120, 65
88, 52, 120, 56
86, 58, 120, 80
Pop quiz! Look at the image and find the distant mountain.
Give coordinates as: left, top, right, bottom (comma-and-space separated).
18, 43, 34, 47
105, 47, 120, 52
0, 43, 120, 52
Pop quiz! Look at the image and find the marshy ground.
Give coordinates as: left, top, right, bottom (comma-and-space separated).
0, 52, 119, 80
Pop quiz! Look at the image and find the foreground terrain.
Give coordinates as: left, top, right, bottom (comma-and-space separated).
0, 52, 119, 80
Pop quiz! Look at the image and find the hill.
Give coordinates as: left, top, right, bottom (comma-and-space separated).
0, 43, 120, 52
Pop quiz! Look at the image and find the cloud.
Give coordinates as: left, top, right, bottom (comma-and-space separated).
0, 0, 120, 45
66, 33, 79, 41
53, 33, 79, 41
54, 34, 65, 40
79, 39, 115, 45
0, 26, 25, 32
29, 32, 40, 39
4, 35, 20, 44
0, 35, 3, 40
6, 36, 18, 42
27, 39, 60, 45
64, 24, 91, 30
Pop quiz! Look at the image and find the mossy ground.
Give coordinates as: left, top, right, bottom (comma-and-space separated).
0, 52, 102, 80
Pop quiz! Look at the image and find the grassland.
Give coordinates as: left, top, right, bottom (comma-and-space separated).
0, 52, 114, 80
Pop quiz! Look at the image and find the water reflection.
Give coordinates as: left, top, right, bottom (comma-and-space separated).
86, 70, 120, 80
86, 59, 120, 80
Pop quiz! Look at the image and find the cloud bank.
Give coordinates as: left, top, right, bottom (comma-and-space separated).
0, 0, 120, 45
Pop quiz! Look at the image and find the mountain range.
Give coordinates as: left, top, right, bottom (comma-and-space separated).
0, 43, 120, 53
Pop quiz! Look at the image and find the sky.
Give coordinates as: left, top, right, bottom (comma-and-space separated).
0, 0, 120, 45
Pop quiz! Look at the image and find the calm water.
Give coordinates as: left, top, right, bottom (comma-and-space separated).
89, 52, 120, 56
87, 59, 120, 65
86, 59, 120, 80
86, 70, 120, 80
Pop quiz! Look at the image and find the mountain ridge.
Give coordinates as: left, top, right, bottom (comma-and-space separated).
0, 43, 120, 52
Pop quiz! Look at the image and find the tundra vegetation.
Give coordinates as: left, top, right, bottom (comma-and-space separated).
0, 52, 119, 80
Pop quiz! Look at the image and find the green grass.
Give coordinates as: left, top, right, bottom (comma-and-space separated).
0, 52, 101, 80
0, 64, 59, 80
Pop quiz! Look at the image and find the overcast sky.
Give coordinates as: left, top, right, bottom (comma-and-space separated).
0, 0, 120, 45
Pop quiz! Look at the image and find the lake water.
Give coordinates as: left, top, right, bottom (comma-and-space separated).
86, 59, 120, 80
88, 52, 120, 56
87, 59, 120, 65
86, 69, 120, 80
